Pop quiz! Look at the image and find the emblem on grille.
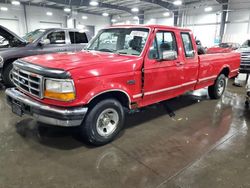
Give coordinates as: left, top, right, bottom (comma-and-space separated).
20, 78, 26, 84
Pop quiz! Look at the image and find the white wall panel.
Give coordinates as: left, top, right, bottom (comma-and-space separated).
0, 3, 110, 37
187, 24, 220, 47
74, 12, 110, 34
25, 6, 66, 32
0, 3, 26, 36
39, 21, 62, 29
0, 19, 20, 35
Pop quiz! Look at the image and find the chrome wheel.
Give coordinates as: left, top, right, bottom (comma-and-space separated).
217, 79, 225, 96
96, 108, 119, 137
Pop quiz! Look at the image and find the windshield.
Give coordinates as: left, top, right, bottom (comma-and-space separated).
87, 28, 149, 56
22, 29, 46, 43
219, 43, 232, 48
242, 40, 250, 48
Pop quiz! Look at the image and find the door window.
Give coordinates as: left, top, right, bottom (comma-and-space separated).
46, 31, 65, 44
181, 33, 195, 58
149, 31, 177, 60
69, 32, 88, 44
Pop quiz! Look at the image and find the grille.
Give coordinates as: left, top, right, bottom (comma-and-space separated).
12, 66, 43, 98
240, 52, 250, 70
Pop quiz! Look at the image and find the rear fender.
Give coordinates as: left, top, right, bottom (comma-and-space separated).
219, 65, 230, 77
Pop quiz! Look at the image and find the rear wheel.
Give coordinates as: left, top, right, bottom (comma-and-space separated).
2, 63, 14, 87
208, 74, 227, 99
81, 99, 125, 146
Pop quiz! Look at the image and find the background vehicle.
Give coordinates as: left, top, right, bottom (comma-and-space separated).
237, 40, 250, 73
5, 25, 240, 146
0, 26, 89, 86
207, 42, 240, 54
195, 40, 206, 55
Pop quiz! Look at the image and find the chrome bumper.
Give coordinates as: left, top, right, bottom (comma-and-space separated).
5, 88, 88, 127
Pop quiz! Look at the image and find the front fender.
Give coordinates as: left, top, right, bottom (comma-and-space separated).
75, 75, 136, 105
84, 83, 132, 104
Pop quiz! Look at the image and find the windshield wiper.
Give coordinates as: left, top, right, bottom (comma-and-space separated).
116, 51, 128, 54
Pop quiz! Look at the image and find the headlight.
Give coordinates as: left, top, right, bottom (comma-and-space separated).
44, 79, 75, 101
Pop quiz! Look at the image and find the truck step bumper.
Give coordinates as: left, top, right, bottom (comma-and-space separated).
5, 88, 88, 127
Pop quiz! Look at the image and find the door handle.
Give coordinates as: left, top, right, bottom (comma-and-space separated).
176, 62, 184, 66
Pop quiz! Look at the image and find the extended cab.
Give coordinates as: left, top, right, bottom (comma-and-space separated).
0, 26, 89, 86
5, 25, 240, 145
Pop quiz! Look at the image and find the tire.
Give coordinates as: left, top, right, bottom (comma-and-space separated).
208, 74, 227, 99
81, 99, 125, 146
245, 100, 249, 109
2, 63, 14, 87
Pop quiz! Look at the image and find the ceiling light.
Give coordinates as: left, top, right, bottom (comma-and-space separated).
82, 15, 88, 19
131, 7, 139, 12
173, 0, 182, 6
163, 12, 170, 17
11, 1, 20, 5
89, 1, 99, 6
46, 12, 53, 16
205, 7, 213, 12
0, 7, 8, 11
64, 7, 71, 12
102, 12, 109, 17
133, 16, 139, 20
111, 19, 117, 23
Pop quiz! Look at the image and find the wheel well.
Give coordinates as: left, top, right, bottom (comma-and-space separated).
220, 67, 230, 77
88, 91, 130, 109
3, 58, 17, 70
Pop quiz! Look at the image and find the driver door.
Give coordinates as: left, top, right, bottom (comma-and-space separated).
142, 29, 184, 106
37, 30, 69, 54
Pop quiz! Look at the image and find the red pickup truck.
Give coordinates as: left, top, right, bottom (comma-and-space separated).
5, 25, 240, 145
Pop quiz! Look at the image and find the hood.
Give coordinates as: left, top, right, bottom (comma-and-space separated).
0, 25, 26, 44
237, 47, 250, 53
21, 51, 143, 78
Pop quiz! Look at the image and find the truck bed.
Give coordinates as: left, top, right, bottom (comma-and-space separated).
196, 52, 240, 90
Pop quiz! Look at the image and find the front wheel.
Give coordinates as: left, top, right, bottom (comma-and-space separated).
2, 63, 14, 87
208, 74, 227, 99
81, 99, 125, 146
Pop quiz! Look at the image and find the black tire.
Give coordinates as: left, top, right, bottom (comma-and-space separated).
245, 100, 249, 109
208, 74, 226, 99
81, 99, 125, 146
2, 63, 14, 87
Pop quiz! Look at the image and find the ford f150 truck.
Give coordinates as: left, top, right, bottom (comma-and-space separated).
5, 25, 240, 145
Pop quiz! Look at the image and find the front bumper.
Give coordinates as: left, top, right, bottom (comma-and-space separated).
5, 88, 88, 127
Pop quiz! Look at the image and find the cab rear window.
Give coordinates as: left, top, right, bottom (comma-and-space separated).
181, 33, 195, 58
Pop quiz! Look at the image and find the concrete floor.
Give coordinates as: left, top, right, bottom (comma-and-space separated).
1, 80, 250, 188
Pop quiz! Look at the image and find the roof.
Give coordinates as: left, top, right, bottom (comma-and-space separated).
39, 28, 87, 32
108, 24, 191, 32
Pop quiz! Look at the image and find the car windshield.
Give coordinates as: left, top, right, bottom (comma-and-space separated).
22, 29, 46, 43
87, 28, 149, 56
242, 40, 250, 48
219, 43, 232, 48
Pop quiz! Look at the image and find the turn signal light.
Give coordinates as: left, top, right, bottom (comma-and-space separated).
44, 90, 75, 101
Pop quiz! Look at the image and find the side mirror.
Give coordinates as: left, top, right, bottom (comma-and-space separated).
161, 50, 177, 61
39, 39, 50, 46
